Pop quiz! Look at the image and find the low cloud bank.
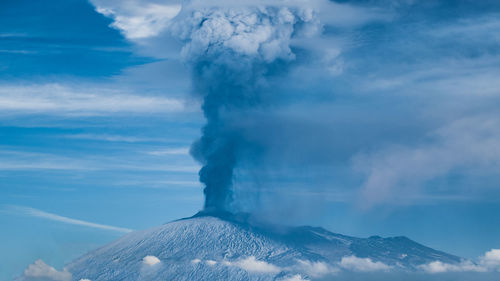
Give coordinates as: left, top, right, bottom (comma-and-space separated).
480, 249, 500, 269
419, 260, 485, 273
294, 259, 337, 277
16, 260, 72, 281
193, 256, 281, 273
20, 251, 500, 281
420, 249, 500, 273
232, 256, 281, 274
339, 256, 391, 272
315, 271, 500, 281
190, 255, 387, 278
191, 251, 500, 279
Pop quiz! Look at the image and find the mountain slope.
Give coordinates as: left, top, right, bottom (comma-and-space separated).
68, 213, 462, 281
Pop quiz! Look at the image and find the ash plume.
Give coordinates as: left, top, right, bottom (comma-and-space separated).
171, 0, 320, 212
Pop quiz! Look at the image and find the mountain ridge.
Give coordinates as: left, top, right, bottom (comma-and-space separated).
67, 213, 462, 281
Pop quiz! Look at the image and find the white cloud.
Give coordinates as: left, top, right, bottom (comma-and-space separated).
136, 164, 199, 173
339, 256, 391, 272
0, 49, 36, 54
234, 256, 281, 274
419, 260, 484, 274
5, 205, 133, 233
142, 255, 161, 266
346, 16, 500, 208
0, 149, 200, 172
147, 147, 190, 155
191, 259, 201, 264
16, 260, 72, 281
279, 274, 310, 281
419, 249, 500, 273
294, 259, 336, 277
223, 256, 281, 274
66, 134, 160, 143
0, 84, 186, 116
113, 180, 202, 189
314, 1, 392, 27
427, 16, 500, 44
0, 150, 93, 171
79, 279, 91, 281
480, 249, 500, 270
363, 56, 500, 98
353, 115, 500, 207
93, 0, 181, 39
205, 260, 217, 266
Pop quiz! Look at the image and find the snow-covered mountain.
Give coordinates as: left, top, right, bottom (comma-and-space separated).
67, 212, 462, 281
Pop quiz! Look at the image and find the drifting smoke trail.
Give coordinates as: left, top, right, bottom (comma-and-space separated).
172, 0, 320, 211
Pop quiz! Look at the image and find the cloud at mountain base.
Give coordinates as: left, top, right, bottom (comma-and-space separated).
16, 260, 71, 281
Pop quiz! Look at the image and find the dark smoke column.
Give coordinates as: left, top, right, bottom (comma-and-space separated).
171, 0, 319, 212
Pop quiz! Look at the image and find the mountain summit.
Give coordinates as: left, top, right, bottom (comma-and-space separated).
68, 213, 461, 280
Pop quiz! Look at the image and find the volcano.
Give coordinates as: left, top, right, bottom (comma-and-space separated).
67, 212, 461, 281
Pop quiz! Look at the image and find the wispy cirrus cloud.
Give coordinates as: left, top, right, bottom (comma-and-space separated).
0, 149, 199, 172
146, 147, 190, 155
4, 205, 133, 233
64, 134, 161, 143
0, 83, 187, 116
0, 150, 94, 171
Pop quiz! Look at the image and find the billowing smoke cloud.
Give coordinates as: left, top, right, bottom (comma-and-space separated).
171, 0, 320, 211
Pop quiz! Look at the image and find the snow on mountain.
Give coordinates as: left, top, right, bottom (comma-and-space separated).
67, 212, 462, 281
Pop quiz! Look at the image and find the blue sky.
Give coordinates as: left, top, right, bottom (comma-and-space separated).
1, 0, 500, 279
